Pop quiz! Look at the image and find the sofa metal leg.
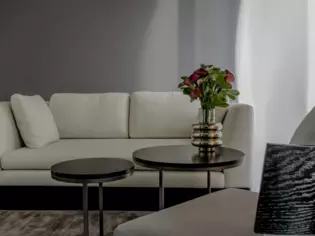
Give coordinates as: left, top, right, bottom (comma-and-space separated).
159, 170, 164, 210
207, 170, 211, 194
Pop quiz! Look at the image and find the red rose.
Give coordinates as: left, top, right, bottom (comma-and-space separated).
190, 87, 201, 99
189, 68, 208, 82
189, 73, 200, 81
225, 70, 235, 83
195, 68, 208, 77
195, 87, 201, 95
183, 78, 192, 86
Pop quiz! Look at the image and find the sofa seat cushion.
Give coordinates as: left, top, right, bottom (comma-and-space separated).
1, 139, 191, 170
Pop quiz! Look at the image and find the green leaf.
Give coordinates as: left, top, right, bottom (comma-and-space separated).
221, 96, 227, 103
178, 82, 184, 88
202, 82, 206, 94
217, 82, 230, 90
217, 103, 229, 108
214, 94, 229, 106
181, 76, 188, 80
200, 64, 207, 69
202, 81, 210, 95
229, 90, 240, 96
212, 72, 230, 89
227, 94, 236, 100
183, 87, 192, 95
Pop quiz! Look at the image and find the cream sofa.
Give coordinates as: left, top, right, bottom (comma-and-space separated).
0, 92, 254, 189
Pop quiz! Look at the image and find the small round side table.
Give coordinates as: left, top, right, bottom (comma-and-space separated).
51, 158, 134, 236
133, 145, 244, 210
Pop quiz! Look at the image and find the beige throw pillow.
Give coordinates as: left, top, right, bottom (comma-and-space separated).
10, 94, 59, 148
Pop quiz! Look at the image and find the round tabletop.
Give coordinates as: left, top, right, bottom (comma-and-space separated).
133, 145, 244, 171
51, 158, 134, 183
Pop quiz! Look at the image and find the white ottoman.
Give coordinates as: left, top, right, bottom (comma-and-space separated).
114, 189, 261, 236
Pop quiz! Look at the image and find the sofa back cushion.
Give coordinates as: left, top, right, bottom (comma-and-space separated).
129, 92, 228, 138
49, 93, 129, 138
0, 102, 22, 157
11, 94, 60, 148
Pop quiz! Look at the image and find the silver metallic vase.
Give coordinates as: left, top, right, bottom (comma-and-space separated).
191, 108, 223, 157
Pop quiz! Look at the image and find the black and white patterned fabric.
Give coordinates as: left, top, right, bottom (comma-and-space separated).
254, 143, 315, 235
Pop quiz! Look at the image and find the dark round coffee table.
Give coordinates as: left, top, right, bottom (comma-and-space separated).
133, 145, 244, 209
51, 158, 134, 236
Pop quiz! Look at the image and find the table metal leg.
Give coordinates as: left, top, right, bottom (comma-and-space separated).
207, 170, 211, 194
159, 170, 164, 210
83, 182, 89, 236
99, 183, 104, 236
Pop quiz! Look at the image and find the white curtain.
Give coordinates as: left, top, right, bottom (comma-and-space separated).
236, 0, 315, 191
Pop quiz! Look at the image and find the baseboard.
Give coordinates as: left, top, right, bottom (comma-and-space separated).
0, 186, 249, 211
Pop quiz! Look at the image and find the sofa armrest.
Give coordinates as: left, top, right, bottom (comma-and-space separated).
0, 102, 22, 164
222, 103, 254, 188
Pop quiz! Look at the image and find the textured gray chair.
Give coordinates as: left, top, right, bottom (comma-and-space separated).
254, 143, 315, 235
290, 107, 315, 145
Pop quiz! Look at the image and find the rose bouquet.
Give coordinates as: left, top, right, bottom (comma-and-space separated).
178, 64, 240, 110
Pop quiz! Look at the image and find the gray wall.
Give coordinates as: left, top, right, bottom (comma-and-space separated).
0, 0, 240, 100
194, 0, 240, 71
